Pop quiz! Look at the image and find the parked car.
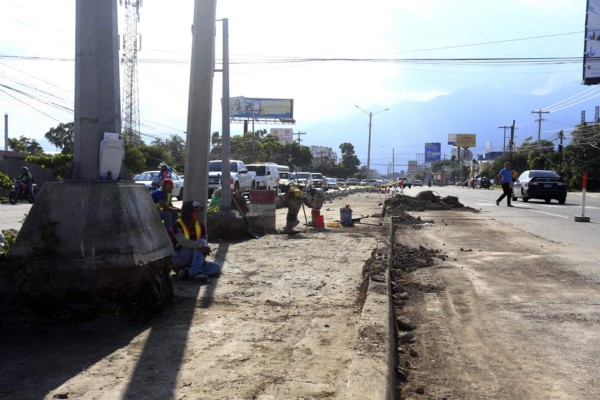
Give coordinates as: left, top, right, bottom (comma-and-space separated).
291, 172, 314, 189
336, 179, 346, 188
360, 179, 367, 186
134, 170, 184, 200
246, 163, 279, 191
475, 176, 491, 189
346, 178, 359, 186
511, 170, 567, 204
208, 160, 256, 195
311, 173, 327, 189
326, 177, 339, 190
413, 179, 423, 187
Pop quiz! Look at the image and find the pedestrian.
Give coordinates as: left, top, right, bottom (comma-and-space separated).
496, 162, 514, 207
151, 178, 180, 231
17, 167, 36, 202
170, 200, 221, 280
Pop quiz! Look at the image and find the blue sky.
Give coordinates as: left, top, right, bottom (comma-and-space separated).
0, 0, 593, 170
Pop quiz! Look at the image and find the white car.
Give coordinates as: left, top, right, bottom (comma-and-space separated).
413, 179, 423, 187
133, 170, 184, 200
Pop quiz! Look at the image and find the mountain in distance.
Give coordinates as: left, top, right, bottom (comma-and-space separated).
307, 83, 597, 172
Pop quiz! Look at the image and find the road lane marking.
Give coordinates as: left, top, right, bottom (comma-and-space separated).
529, 210, 569, 219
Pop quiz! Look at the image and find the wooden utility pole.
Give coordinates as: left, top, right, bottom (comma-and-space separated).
532, 109, 549, 142
294, 131, 306, 143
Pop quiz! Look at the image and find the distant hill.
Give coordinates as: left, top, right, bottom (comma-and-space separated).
306, 83, 597, 173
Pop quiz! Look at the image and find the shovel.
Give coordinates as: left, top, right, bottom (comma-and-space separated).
231, 195, 261, 239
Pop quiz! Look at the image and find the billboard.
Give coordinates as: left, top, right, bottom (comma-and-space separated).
270, 128, 293, 143
584, 0, 600, 85
425, 142, 441, 162
230, 97, 294, 119
449, 133, 476, 148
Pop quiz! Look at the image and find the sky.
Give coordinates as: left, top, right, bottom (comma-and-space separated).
0, 0, 594, 172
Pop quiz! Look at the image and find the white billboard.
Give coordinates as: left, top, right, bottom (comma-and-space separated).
584, 0, 600, 84
270, 128, 293, 143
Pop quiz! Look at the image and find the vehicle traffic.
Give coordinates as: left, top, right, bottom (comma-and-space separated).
326, 178, 339, 190
511, 170, 567, 204
311, 173, 327, 189
134, 170, 184, 200
208, 160, 256, 195
246, 163, 279, 191
413, 179, 423, 187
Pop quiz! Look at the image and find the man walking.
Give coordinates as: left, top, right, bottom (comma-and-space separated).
496, 162, 514, 207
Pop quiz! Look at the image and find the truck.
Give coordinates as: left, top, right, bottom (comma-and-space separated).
208, 160, 256, 195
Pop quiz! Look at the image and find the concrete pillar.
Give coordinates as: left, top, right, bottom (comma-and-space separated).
3, 0, 174, 316
184, 0, 217, 211
73, 0, 122, 180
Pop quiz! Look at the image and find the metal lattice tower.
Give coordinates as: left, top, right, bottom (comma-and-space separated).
120, 0, 142, 145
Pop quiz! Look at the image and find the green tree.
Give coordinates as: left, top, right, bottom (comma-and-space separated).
124, 142, 147, 174
26, 153, 73, 179
562, 123, 600, 190
338, 142, 360, 178
8, 136, 44, 155
45, 122, 74, 154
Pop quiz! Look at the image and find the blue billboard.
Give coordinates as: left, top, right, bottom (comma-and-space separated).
425, 142, 441, 162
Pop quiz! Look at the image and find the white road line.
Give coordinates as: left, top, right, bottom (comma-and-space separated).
529, 210, 569, 219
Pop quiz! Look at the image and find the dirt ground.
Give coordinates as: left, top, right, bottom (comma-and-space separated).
0, 191, 389, 400
390, 203, 600, 399
1, 190, 599, 400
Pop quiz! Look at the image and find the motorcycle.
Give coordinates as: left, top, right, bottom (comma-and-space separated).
9, 179, 38, 204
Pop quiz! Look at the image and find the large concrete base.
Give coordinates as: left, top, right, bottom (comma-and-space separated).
3, 181, 174, 316
207, 211, 275, 239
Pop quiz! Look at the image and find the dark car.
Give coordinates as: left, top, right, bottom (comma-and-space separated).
511, 170, 567, 204
475, 176, 491, 189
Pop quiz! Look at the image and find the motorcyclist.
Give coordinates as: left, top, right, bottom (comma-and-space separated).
17, 167, 35, 202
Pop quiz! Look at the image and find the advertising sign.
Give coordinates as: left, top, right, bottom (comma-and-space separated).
230, 97, 294, 119
455, 134, 476, 148
584, 0, 600, 85
425, 142, 441, 162
408, 160, 418, 172
448, 134, 456, 146
270, 128, 293, 143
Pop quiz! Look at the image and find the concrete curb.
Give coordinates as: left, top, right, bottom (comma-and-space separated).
344, 218, 395, 399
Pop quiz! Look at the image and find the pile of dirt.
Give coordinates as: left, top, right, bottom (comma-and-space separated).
382, 191, 477, 224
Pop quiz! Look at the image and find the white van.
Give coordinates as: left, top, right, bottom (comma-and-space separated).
246, 163, 279, 191
277, 164, 291, 188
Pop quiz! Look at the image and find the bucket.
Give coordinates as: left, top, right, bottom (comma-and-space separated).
340, 208, 353, 226
316, 215, 325, 229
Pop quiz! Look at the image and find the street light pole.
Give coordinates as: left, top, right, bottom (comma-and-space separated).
355, 105, 389, 183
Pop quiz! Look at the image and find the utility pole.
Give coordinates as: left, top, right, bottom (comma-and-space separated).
558, 130, 564, 175
498, 125, 511, 153
531, 109, 549, 142
509, 120, 516, 161
392, 148, 395, 178
294, 131, 306, 143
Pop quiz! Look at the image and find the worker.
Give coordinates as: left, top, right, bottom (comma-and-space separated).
283, 184, 305, 233
170, 200, 221, 280
151, 178, 180, 231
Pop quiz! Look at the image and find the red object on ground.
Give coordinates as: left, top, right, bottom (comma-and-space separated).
250, 190, 276, 204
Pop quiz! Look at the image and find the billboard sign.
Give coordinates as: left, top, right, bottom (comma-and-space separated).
584, 0, 600, 85
448, 134, 456, 146
270, 128, 293, 143
425, 142, 441, 162
230, 97, 294, 119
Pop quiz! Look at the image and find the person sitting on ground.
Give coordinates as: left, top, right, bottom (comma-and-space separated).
170, 200, 221, 280
151, 178, 180, 231
207, 187, 222, 215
